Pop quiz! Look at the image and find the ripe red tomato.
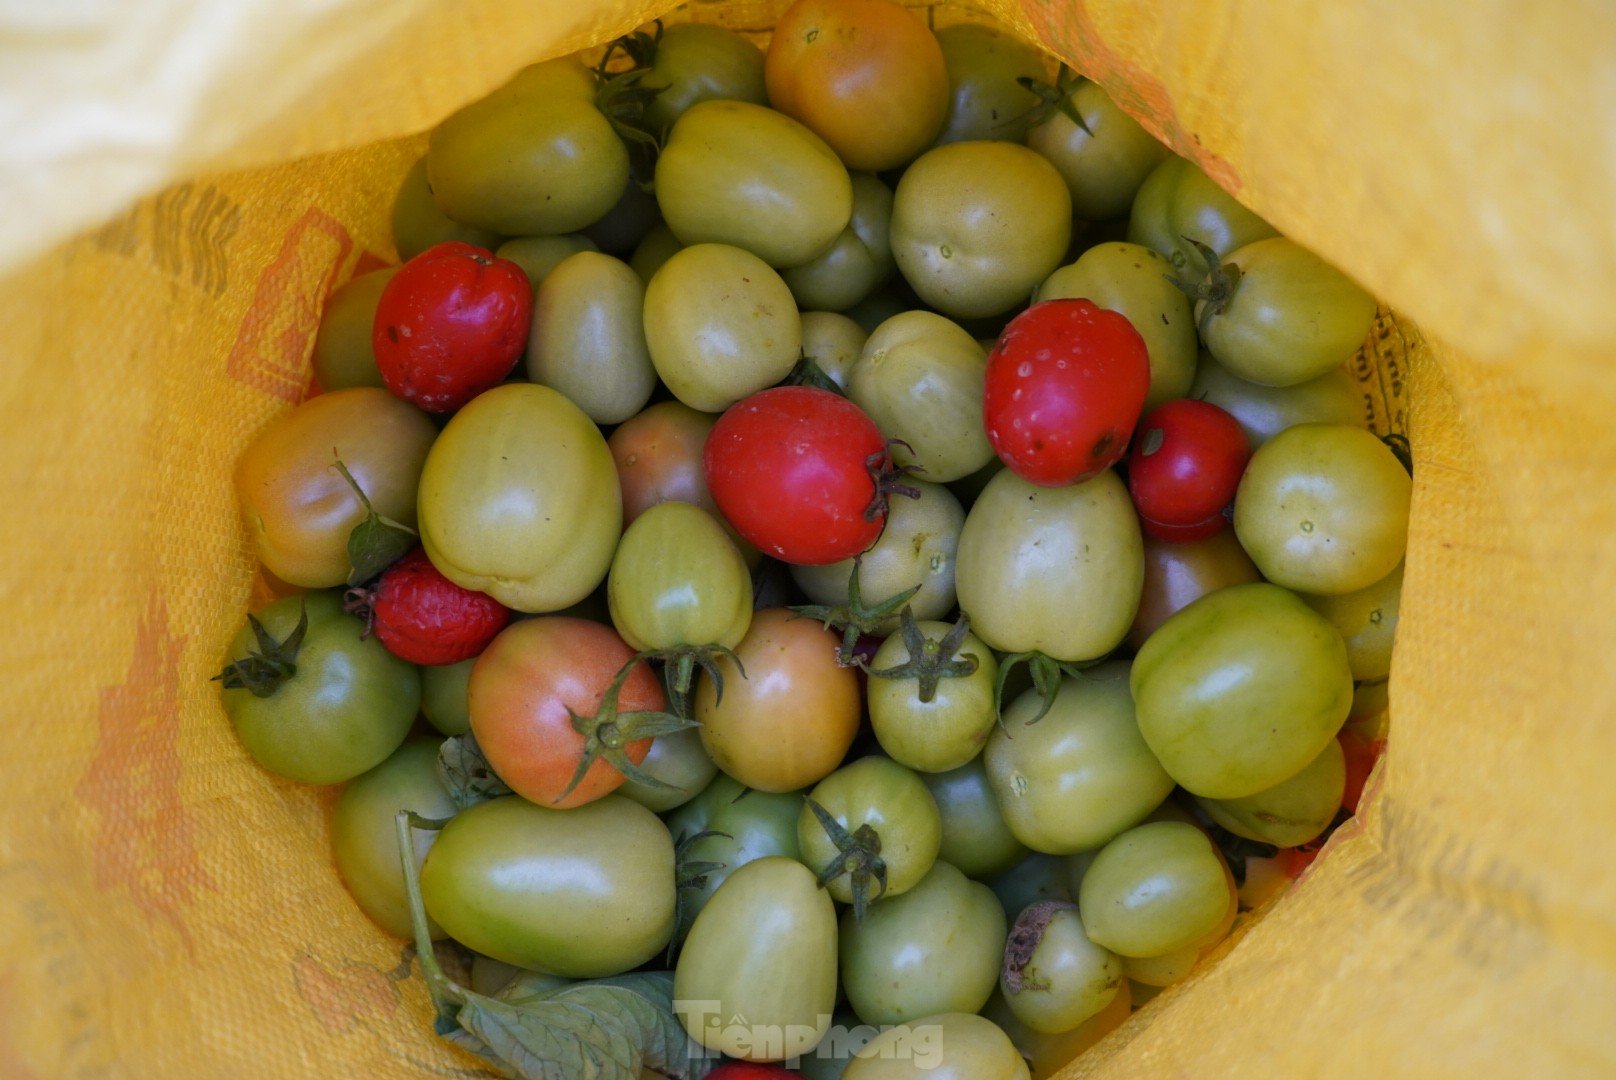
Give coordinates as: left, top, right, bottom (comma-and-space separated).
983, 298, 1151, 487
468, 617, 664, 808
1127, 398, 1251, 541
704, 386, 891, 565
367, 547, 510, 665
372, 241, 532, 413
707, 1063, 803, 1079
1338, 731, 1382, 815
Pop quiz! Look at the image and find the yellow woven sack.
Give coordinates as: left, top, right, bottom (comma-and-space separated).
1, 0, 1613, 1076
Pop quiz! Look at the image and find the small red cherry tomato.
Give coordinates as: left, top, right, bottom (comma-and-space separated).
1127, 399, 1250, 538
705, 386, 891, 565
373, 241, 532, 413
367, 547, 510, 666
983, 298, 1151, 487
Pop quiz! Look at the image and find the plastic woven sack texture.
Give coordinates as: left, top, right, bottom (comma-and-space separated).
0, 1, 1612, 1077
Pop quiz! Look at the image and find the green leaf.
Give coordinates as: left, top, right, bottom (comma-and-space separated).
346, 512, 417, 587
438, 735, 514, 810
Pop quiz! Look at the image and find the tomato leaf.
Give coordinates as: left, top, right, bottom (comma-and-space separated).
438, 734, 514, 810
346, 512, 418, 587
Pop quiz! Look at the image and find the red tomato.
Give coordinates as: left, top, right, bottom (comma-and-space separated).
468, 617, 662, 808
368, 547, 510, 665
983, 299, 1151, 487
708, 1063, 803, 1079
1338, 731, 1382, 815
1127, 399, 1251, 540
373, 241, 532, 413
704, 386, 890, 565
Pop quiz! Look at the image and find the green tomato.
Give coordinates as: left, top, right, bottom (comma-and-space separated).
986, 662, 1174, 854
427, 59, 628, 236
799, 757, 942, 908
1000, 902, 1123, 1034
956, 468, 1143, 661
580, 176, 660, 257
391, 155, 501, 261
1197, 237, 1378, 387
608, 501, 753, 651
1122, 874, 1235, 986
797, 1010, 878, 1080
981, 983, 1131, 1078
312, 267, 396, 390
868, 620, 998, 774
675, 856, 838, 1062
419, 657, 474, 736
848, 311, 994, 482
845, 286, 914, 335
664, 773, 806, 934
844, 1012, 1029, 1080
791, 479, 965, 636
932, 24, 1050, 145
219, 592, 419, 785
1127, 155, 1278, 282
641, 22, 769, 134
840, 861, 1007, 1025
656, 99, 853, 268
1234, 423, 1411, 595
420, 795, 675, 977
418, 382, 622, 612
1190, 350, 1364, 449
468, 955, 529, 997
615, 727, 719, 814
495, 234, 598, 291
1304, 561, 1402, 681
1026, 79, 1170, 221
525, 251, 655, 424
643, 243, 803, 411
1131, 582, 1352, 798
332, 738, 456, 939
921, 757, 1027, 879
1037, 242, 1196, 409
985, 851, 1072, 921
890, 141, 1072, 319
1078, 820, 1229, 958
784, 173, 896, 312
800, 310, 870, 390
1195, 737, 1346, 848
629, 221, 683, 283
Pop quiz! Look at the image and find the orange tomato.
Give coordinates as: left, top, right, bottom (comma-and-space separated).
693, 608, 861, 792
469, 617, 661, 808
607, 400, 720, 526
764, 0, 948, 172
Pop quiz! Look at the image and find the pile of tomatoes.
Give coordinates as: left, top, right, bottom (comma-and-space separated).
218, 2, 1406, 1076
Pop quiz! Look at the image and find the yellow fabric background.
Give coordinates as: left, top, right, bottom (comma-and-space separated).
0, 0, 1612, 1076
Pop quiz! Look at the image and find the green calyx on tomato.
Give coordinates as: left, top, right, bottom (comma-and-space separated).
1010, 65, 1093, 138
863, 608, 979, 704
791, 557, 921, 666
555, 657, 697, 803
802, 796, 888, 923
213, 602, 306, 698
669, 825, 730, 963
993, 650, 1100, 728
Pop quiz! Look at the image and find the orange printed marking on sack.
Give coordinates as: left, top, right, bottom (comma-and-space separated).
75, 590, 215, 951
1014, 0, 1242, 191
294, 953, 403, 1034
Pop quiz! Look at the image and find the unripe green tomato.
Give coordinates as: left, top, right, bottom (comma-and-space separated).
783, 173, 896, 312
955, 468, 1143, 662
525, 251, 655, 424
1037, 242, 1196, 409
420, 658, 474, 736
629, 222, 683, 284
427, 59, 628, 236
1196, 237, 1378, 387
1026, 79, 1170, 221
921, 758, 1028, 880
1000, 901, 1123, 1034
981, 981, 1131, 1078
1234, 423, 1412, 596
1127, 155, 1278, 283
847, 310, 994, 482
800, 310, 870, 390
1131, 582, 1352, 799
985, 663, 1174, 854
840, 861, 1006, 1025
312, 267, 397, 390
643, 243, 803, 411
675, 856, 838, 1062
664, 774, 805, 937
614, 727, 718, 814
332, 738, 456, 939
495, 234, 597, 291
791, 479, 965, 636
607, 501, 752, 652
844, 1012, 1029, 1079
391, 156, 502, 262
580, 176, 660, 256
1190, 351, 1365, 450
1303, 561, 1403, 681
799, 757, 942, 907
890, 141, 1072, 319
420, 795, 675, 978
656, 99, 853, 268
417, 383, 622, 613
1078, 821, 1229, 958
985, 852, 1073, 922
1196, 737, 1346, 848
932, 23, 1050, 145
641, 23, 769, 134
868, 620, 998, 774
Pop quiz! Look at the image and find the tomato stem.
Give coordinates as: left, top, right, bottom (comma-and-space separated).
394, 811, 465, 1023
556, 654, 700, 803
860, 608, 980, 704
994, 650, 1104, 730
790, 557, 921, 667
210, 602, 307, 698
803, 797, 887, 923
